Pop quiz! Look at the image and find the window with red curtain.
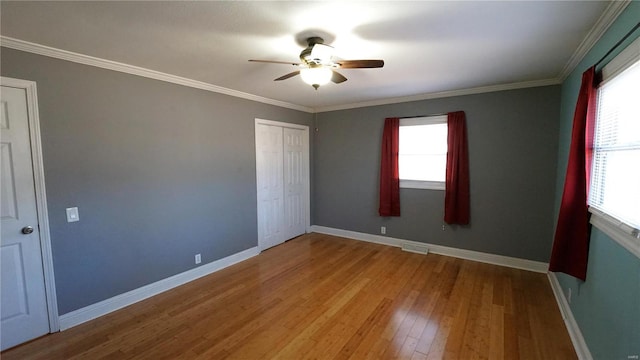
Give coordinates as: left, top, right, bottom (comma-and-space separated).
444, 111, 470, 225
379, 118, 400, 216
379, 113, 470, 223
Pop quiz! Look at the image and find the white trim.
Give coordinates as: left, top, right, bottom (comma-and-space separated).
399, 115, 447, 127
58, 246, 259, 330
314, 78, 561, 113
310, 225, 549, 273
600, 35, 640, 84
0, 36, 313, 114
0, 77, 60, 332
254, 118, 309, 131
557, 1, 631, 80
547, 272, 594, 360
254, 118, 312, 245
589, 209, 640, 259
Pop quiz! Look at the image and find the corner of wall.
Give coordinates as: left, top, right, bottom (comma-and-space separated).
547, 272, 593, 360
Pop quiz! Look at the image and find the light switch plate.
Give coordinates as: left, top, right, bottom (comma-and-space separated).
66, 207, 79, 222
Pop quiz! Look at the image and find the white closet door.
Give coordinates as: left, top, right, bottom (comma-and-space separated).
256, 124, 285, 251
283, 128, 306, 241
255, 121, 308, 252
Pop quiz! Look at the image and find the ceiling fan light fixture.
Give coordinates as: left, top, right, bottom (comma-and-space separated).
250, 35, 383, 88
300, 67, 332, 88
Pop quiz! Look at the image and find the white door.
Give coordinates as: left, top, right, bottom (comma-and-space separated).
1, 85, 50, 350
256, 123, 285, 250
255, 121, 308, 251
283, 128, 306, 241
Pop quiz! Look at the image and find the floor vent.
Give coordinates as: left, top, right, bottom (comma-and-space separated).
401, 241, 429, 255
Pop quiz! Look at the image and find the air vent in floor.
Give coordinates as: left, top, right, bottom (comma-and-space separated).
401, 241, 429, 255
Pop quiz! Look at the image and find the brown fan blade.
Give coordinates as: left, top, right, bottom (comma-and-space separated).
275, 71, 300, 81
249, 59, 301, 66
331, 71, 347, 84
336, 59, 384, 68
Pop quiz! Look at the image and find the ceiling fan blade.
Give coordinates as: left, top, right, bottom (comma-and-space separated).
331, 71, 348, 84
274, 71, 301, 81
336, 60, 385, 68
249, 59, 301, 66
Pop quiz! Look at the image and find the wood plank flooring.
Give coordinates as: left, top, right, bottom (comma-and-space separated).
2, 233, 576, 359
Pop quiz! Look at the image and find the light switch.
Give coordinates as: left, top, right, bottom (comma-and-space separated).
66, 207, 79, 222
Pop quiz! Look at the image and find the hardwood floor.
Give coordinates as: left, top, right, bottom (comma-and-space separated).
2, 233, 576, 359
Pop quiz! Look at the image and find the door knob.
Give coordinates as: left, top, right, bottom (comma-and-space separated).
21, 226, 34, 235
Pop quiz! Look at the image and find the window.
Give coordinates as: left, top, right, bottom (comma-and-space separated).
399, 115, 447, 190
588, 37, 640, 256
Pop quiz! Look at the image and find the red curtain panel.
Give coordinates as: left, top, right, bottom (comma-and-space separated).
444, 111, 470, 225
549, 66, 597, 281
379, 117, 401, 216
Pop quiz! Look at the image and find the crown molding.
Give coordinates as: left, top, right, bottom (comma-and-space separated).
557, 1, 631, 81
5, 33, 600, 115
314, 78, 561, 113
0, 36, 314, 113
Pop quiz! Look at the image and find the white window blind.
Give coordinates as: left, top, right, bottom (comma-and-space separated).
399, 116, 447, 190
589, 57, 640, 231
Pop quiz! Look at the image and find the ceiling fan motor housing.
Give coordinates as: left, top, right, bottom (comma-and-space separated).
299, 37, 333, 65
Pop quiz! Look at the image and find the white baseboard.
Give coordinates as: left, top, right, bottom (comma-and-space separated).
547, 272, 593, 360
310, 225, 549, 273
58, 246, 259, 330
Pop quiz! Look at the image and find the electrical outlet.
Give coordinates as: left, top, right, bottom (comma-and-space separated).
381, 226, 386, 235
567, 287, 572, 304
195, 254, 201, 265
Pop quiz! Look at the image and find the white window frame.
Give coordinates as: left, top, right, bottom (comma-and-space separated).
588, 35, 640, 259
399, 115, 447, 190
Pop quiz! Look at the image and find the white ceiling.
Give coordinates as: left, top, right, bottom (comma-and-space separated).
0, 1, 615, 112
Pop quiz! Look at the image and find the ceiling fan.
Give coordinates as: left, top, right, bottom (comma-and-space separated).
249, 37, 384, 89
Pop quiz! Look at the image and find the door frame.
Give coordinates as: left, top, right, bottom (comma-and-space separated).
255, 118, 311, 251
1, 77, 59, 332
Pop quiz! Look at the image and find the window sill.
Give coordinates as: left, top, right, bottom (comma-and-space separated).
589, 208, 640, 259
400, 179, 445, 190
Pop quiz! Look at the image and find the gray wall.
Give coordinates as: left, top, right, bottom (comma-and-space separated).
1, 48, 313, 314
314, 86, 560, 262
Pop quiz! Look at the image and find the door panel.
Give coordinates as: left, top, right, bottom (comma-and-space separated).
1, 243, 29, 319
1, 85, 50, 350
283, 128, 306, 241
256, 124, 284, 250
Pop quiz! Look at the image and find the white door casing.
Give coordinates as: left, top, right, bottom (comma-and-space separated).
255, 119, 309, 251
0, 78, 58, 350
